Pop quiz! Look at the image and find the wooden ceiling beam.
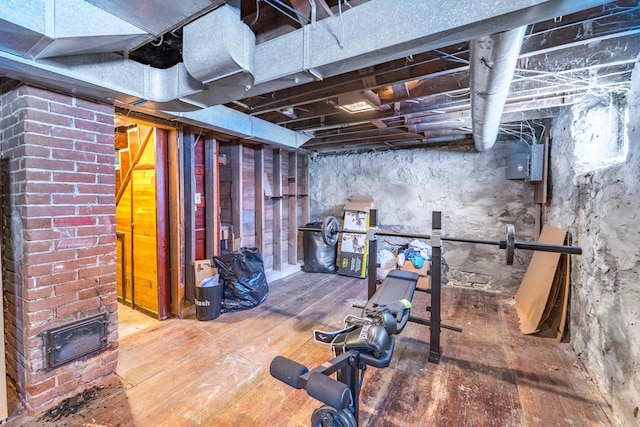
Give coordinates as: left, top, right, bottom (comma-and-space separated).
289, 0, 312, 25
245, 48, 469, 113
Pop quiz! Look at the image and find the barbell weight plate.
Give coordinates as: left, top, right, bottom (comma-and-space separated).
322, 216, 340, 246
311, 405, 356, 427
506, 224, 515, 265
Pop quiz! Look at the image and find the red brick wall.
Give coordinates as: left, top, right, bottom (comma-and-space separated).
0, 79, 118, 411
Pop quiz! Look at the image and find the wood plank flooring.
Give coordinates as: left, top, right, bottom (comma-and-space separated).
5, 272, 613, 426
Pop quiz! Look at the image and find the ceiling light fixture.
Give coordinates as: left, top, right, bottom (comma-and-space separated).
336, 93, 377, 114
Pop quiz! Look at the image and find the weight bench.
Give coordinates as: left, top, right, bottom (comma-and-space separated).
270, 269, 420, 426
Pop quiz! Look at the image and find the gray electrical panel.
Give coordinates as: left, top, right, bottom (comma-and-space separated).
505, 144, 544, 182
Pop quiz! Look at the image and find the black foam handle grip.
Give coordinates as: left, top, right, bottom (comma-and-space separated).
306, 372, 351, 410
270, 356, 308, 389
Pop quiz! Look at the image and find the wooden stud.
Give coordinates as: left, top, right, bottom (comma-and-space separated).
116, 126, 154, 204
167, 128, 184, 317
255, 147, 265, 257
533, 119, 549, 204
288, 152, 298, 264
205, 135, 219, 258
154, 128, 170, 320
183, 128, 196, 302
300, 153, 310, 226
273, 149, 283, 270
231, 143, 244, 250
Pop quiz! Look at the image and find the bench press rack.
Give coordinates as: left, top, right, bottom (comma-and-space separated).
272, 210, 582, 426
366, 209, 454, 363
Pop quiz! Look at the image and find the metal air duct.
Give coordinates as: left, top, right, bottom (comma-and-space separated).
470, 26, 527, 151
183, 4, 255, 85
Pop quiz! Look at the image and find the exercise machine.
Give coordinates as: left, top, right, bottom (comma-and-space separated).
271, 210, 582, 426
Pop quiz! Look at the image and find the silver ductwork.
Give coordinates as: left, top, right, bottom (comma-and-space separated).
183, 5, 255, 85
181, 0, 568, 108
0, 0, 606, 150
0, 0, 149, 59
470, 26, 527, 151
168, 105, 313, 149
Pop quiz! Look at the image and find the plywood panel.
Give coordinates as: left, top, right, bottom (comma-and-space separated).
132, 168, 158, 314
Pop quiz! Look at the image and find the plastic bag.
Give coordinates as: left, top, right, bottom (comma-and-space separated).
376, 249, 396, 280
213, 247, 269, 312
302, 222, 337, 273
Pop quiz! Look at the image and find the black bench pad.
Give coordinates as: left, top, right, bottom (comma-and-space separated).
363, 269, 419, 334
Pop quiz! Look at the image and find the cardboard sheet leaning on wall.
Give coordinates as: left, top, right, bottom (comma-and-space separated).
513, 225, 568, 335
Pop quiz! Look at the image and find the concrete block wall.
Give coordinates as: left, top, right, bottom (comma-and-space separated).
0, 79, 118, 411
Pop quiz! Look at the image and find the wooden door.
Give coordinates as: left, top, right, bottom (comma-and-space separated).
115, 124, 170, 319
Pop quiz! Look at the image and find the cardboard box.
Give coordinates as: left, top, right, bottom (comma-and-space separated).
337, 195, 374, 278
194, 259, 218, 286
401, 260, 430, 290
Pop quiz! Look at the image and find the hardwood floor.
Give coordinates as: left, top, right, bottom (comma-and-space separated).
5, 272, 613, 426
117, 303, 161, 339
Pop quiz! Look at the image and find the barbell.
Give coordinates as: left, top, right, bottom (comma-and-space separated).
300, 216, 582, 265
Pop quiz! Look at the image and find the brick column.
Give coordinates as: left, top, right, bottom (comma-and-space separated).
0, 79, 118, 411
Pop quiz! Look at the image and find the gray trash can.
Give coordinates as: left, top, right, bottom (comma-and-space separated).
195, 274, 222, 321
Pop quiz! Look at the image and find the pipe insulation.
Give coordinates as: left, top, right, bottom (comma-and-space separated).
470, 26, 527, 151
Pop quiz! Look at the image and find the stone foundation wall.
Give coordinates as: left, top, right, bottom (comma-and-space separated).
309, 141, 538, 292
545, 57, 640, 426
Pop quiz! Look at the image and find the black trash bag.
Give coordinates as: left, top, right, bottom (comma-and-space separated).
213, 247, 269, 312
302, 222, 337, 274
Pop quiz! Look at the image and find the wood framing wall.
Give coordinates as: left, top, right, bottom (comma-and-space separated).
180, 128, 221, 315
219, 142, 309, 275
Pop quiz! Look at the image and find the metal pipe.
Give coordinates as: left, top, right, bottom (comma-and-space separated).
470, 26, 527, 151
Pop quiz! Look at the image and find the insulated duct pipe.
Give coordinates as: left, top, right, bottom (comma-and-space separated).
183, 4, 255, 85
470, 26, 527, 151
